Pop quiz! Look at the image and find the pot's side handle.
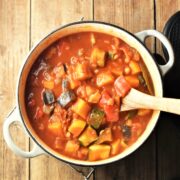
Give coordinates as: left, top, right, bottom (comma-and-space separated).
3, 107, 45, 158
135, 30, 174, 76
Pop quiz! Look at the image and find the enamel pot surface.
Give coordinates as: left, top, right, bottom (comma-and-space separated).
3, 21, 174, 166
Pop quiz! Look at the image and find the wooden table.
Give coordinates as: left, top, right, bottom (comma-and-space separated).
1, 0, 180, 179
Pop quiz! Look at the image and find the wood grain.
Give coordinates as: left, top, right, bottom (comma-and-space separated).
156, 0, 180, 56
156, 0, 180, 179
94, 0, 156, 179
30, 0, 93, 180
0, 0, 30, 180
2, 1, 180, 180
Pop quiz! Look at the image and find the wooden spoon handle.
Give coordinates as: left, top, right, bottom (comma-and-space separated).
122, 88, 180, 115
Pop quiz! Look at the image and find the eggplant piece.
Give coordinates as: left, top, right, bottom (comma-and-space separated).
121, 124, 131, 139
43, 90, 55, 105
138, 74, 146, 87
62, 78, 70, 92
63, 63, 67, 73
125, 110, 137, 120
57, 90, 76, 107
96, 128, 112, 144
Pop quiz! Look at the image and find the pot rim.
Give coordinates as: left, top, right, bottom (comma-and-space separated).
17, 21, 163, 166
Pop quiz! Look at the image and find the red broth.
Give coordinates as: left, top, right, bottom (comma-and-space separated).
25, 32, 153, 161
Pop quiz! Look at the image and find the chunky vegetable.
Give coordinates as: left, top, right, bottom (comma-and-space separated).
125, 75, 139, 88
104, 105, 119, 122
99, 91, 114, 106
43, 80, 54, 89
68, 119, 86, 137
65, 140, 80, 154
88, 108, 105, 129
96, 72, 114, 87
114, 76, 131, 97
71, 98, 91, 119
48, 114, 64, 137
78, 126, 98, 147
111, 139, 121, 155
57, 90, 76, 107
88, 144, 111, 161
122, 124, 131, 139
96, 128, 112, 144
129, 60, 141, 74
43, 90, 55, 105
73, 62, 92, 81
91, 47, 106, 67
85, 85, 101, 103
62, 78, 70, 91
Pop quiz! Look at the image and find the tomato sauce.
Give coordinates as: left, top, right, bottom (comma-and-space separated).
26, 32, 153, 161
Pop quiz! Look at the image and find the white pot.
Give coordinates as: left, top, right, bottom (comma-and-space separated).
3, 21, 174, 166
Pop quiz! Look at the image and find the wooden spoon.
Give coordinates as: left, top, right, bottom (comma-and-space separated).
120, 88, 180, 115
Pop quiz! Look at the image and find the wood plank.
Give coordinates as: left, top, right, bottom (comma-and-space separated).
30, 1, 93, 180
0, 0, 30, 180
94, 0, 156, 179
156, 0, 180, 179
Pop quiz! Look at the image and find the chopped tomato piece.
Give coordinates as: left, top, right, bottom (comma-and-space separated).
99, 91, 114, 107
104, 105, 119, 122
114, 76, 131, 97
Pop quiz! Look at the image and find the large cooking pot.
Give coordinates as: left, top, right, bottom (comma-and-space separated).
3, 21, 174, 166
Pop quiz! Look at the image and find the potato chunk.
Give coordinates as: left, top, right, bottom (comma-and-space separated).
96, 72, 114, 87
48, 114, 64, 137
88, 144, 111, 161
73, 62, 92, 81
65, 140, 80, 154
90, 47, 106, 67
78, 126, 98, 147
129, 60, 141, 74
111, 139, 121, 155
68, 119, 86, 137
71, 98, 91, 119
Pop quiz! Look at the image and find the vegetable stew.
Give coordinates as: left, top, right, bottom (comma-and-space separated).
26, 32, 153, 161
